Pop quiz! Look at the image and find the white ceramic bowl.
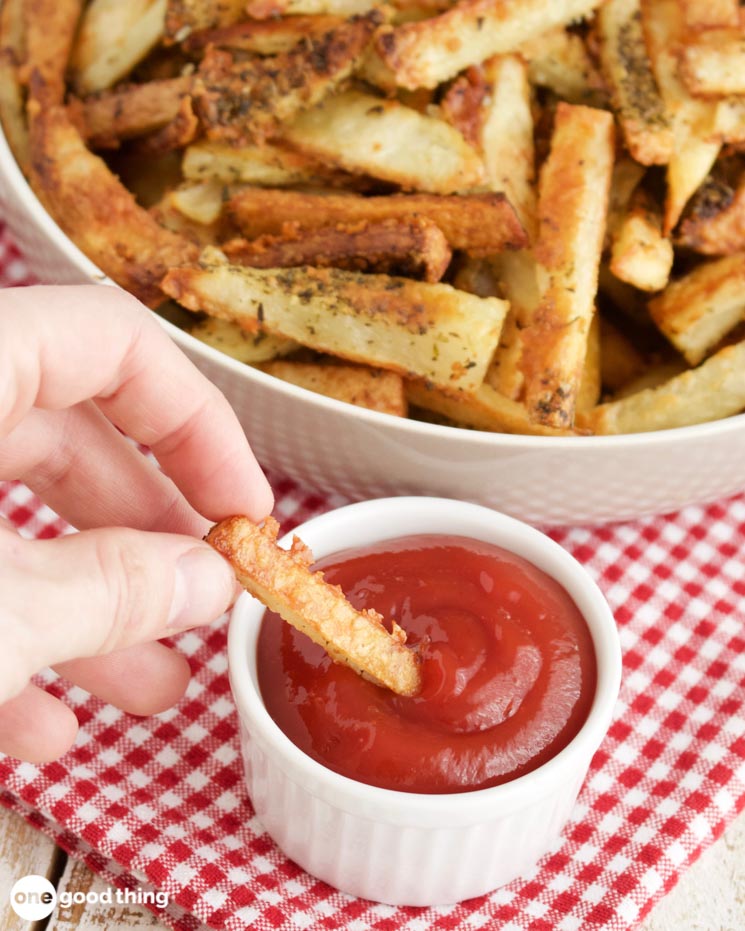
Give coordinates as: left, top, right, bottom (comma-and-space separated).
3, 124, 745, 524
227, 497, 622, 905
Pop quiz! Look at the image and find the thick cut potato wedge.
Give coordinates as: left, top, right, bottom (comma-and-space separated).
374, 0, 603, 89
70, 0, 166, 94
520, 103, 614, 429
28, 102, 197, 307
260, 360, 408, 416
222, 217, 452, 281
584, 340, 745, 434
596, 0, 673, 165
162, 258, 508, 392
280, 89, 484, 193
609, 187, 674, 292
679, 29, 745, 98
228, 188, 527, 255
189, 317, 298, 362
182, 139, 337, 187
194, 14, 381, 144
648, 253, 745, 365
207, 516, 421, 696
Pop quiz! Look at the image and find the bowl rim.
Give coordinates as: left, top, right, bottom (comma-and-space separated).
227, 496, 622, 825
3, 120, 745, 452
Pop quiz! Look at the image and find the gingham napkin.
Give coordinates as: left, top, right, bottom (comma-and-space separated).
1, 225, 744, 930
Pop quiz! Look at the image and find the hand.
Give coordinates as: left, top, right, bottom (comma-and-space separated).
0, 285, 273, 762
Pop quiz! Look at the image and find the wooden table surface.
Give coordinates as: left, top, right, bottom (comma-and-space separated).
0, 803, 743, 929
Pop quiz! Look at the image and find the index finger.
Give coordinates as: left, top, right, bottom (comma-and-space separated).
0, 284, 273, 521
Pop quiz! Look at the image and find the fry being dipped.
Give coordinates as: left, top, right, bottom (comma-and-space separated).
207, 516, 422, 697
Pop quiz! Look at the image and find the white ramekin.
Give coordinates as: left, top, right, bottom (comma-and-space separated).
227, 497, 621, 906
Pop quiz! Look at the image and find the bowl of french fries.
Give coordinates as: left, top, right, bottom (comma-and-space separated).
2, 0, 745, 524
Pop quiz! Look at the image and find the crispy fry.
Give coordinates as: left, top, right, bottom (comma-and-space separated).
679, 0, 739, 30
68, 76, 191, 149
0, 0, 29, 173
182, 14, 346, 55
222, 217, 452, 281
375, 0, 604, 90
228, 188, 527, 255
576, 313, 601, 413
520, 103, 614, 429
583, 340, 745, 434
596, 0, 673, 165
162, 257, 508, 392
260, 360, 408, 416
281, 89, 484, 193
245, 0, 376, 18
130, 93, 200, 156
609, 186, 674, 292
194, 13, 381, 144
164, 0, 244, 42
28, 100, 197, 307
520, 25, 606, 106
182, 139, 337, 186
207, 516, 421, 696
24, 0, 83, 106
405, 380, 574, 436
70, 0, 166, 95
677, 163, 745, 255
641, 0, 721, 231
648, 253, 745, 365
189, 316, 298, 362
679, 29, 745, 98
479, 55, 536, 235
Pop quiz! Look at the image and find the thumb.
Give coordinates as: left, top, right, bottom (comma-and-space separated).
0, 525, 235, 703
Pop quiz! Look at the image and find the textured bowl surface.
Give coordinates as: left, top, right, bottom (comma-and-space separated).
228, 497, 622, 904
3, 124, 745, 524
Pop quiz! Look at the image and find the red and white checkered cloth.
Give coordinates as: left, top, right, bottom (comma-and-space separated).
1, 223, 744, 930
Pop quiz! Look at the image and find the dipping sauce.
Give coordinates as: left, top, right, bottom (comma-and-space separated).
257, 535, 597, 794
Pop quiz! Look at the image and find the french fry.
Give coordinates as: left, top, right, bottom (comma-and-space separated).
70, 0, 166, 95
596, 0, 674, 165
677, 165, 745, 255
162, 257, 508, 392
679, 0, 740, 30
576, 314, 601, 413
280, 89, 484, 193
189, 317, 298, 362
24, 0, 83, 106
641, 0, 721, 232
374, 0, 604, 90
182, 14, 346, 56
604, 156, 646, 243
28, 100, 198, 307
611, 357, 687, 399
68, 76, 191, 148
584, 339, 745, 434
405, 380, 574, 436
520, 26, 605, 106
648, 253, 745, 365
164, 0, 244, 42
259, 360, 408, 416
0, 0, 29, 173
479, 55, 536, 235
679, 29, 745, 98
244, 0, 376, 19
609, 187, 674, 292
221, 217, 452, 281
194, 13, 381, 145
207, 516, 421, 696
130, 93, 199, 156
228, 188, 527, 255
182, 139, 337, 187
520, 102, 614, 429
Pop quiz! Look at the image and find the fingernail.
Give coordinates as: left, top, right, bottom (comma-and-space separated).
168, 546, 235, 630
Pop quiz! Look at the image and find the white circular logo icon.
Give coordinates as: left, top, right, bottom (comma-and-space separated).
9, 874, 57, 920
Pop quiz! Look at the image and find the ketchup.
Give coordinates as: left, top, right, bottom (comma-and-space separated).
257, 535, 597, 794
